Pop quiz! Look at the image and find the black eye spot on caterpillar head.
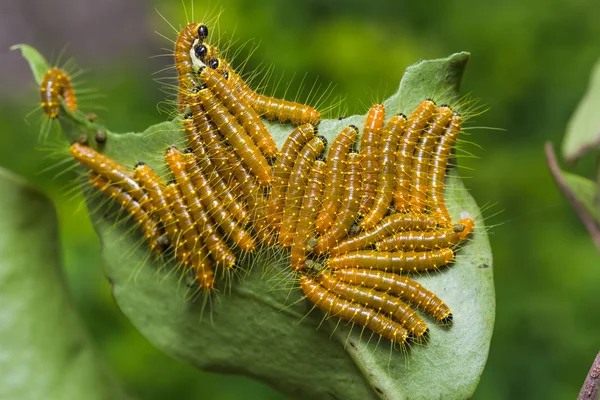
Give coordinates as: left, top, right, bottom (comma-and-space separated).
197, 25, 208, 39
209, 58, 219, 69
194, 44, 207, 59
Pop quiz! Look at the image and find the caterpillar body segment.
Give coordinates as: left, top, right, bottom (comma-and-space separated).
313, 151, 363, 255
394, 99, 437, 211
300, 276, 408, 345
359, 103, 385, 215
267, 123, 315, 227
327, 248, 455, 273
360, 114, 407, 230
332, 268, 452, 323
376, 218, 474, 251
409, 106, 454, 213
315, 125, 359, 235
278, 136, 326, 246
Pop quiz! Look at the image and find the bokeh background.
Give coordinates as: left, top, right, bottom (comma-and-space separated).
1, 0, 600, 399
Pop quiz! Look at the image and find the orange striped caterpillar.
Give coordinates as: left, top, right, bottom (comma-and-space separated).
164, 180, 235, 272
165, 146, 256, 253
428, 113, 463, 224
89, 173, 166, 252
192, 88, 273, 187
199, 63, 278, 159
267, 123, 315, 227
279, 136, 326, 246
133, 162, 184, 263
40, 67, 77, 119
182, 149, 255, 252
332, 268, 452, 323
290, 160, 326, 271
164, 147, 238, 269
182, 118, 249, 225
358, 103, 385, 215
191, 116, 274, 245
162, 181, 208, 271
70, 143, 152, 213
409, 106, 454, 213
316, 270, 428, 338
175, 22, 206, 111
376, 217, 474, 251
194, 41, 321, 125
190, 104, 239, 186
328, 213, 440, 257
326, 248, 455, 273
315, 125, 359, 234
360, 114, 407, 230
394, 99, 437, 211
313, 150, 362, 255
300, 275, 408, 344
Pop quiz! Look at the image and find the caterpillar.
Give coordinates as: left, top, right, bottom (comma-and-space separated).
290, 160, 326, 271
375, 218, 474, 251
182, 118, 249, 225
182, 149, 255, 252
40, 67, 77, 119
88, 173, 166, 252
267, 123, 315, 227
190, 104, 239, 186
313, 150, 362, 255
193, 42, 321, 125
394, 99, 437, 211
162, 181, 208, 272
360, 114, 407, 230
132, 162, 183, 262
326, 248, 455, 273
300, 275, 408, 344
428, 113, 463, 224
315, 125, 359, 234
199, 63, 278, 159
279, 136, 326, 246
332, 268, 452, 323
165, 146, 256, 253
329, 213, 440, 257
316, 270, 428, 338
70, 143, 151, 212
164, 180, 235, 272
175, 22, 205, 111
358, 103, 385, 215
192, 88, 272, 187
409, 106, 454, 213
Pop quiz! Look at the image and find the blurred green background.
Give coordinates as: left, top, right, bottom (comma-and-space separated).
1, 0, 600, 398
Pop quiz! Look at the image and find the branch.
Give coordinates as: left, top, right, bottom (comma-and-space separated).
545, 142, 600, 250
578, 351, 600, 400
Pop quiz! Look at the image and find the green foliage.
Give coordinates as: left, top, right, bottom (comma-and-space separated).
0, 167, 128, 400
14, 46, 494, 400
562, 58, 600, 163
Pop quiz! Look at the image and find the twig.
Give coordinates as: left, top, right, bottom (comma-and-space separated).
545, 142, 600, 251
578, 351, 600, 400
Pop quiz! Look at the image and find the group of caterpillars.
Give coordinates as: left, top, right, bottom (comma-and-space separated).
40, 22, 475, 348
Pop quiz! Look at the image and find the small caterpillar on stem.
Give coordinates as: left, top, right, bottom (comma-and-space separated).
40, 67, 77, 119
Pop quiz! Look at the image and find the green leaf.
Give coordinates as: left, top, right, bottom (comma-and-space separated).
562, 57, 600, 163
19, 46, 494, 399
0, 167, 129, 400
546, 142, 600, 248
